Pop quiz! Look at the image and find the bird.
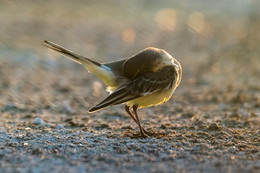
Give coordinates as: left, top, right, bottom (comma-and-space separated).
42, 40, 182, 138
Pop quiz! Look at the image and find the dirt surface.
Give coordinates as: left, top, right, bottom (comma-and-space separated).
0, 0, 260, 172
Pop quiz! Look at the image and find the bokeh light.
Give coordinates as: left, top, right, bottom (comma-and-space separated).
187, 12, 205, 33
155, 9, 177, 32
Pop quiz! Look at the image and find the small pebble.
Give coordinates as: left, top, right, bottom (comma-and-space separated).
33, 118, 45, 125
228, 146, 238, 153
230, 156, 235, 160
181, 112, 195, 118
208, 123, 221, 131
32, 147, 42, 155
95, 123, 109, 129
57, 124, 65, 129
3, 103, 17, 111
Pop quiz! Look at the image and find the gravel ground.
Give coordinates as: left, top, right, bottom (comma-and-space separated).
0, 1, 260, 172
0, 60, 259, 173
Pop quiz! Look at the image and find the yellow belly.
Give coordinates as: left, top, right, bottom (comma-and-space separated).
125, 85, 177, 108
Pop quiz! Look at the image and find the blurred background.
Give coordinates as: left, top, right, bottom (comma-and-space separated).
0, 2, 259, 171
0, 0, 259, 114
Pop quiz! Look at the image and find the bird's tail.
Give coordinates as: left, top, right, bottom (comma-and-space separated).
41, 40, 116, 87
42, 40, 101, 67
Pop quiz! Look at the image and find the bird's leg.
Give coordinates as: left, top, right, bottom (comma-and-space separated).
124, 106, 138, 125
132, 105, 149, 138
123, 105, 167, 138
124, 105, 146, 131
133, 106, 167, 137
123, 105, 148, 138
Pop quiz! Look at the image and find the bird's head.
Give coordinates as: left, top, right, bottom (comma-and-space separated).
123, 47, 182, 84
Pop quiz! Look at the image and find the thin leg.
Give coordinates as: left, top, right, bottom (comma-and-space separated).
125, 105, 138, 124
132, 105, 148, 137
133, 105, 167, 137
123, 106, 146, 138
123, 105, 167, 138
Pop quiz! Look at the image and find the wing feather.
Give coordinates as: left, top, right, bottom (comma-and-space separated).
89, 66, 176, 112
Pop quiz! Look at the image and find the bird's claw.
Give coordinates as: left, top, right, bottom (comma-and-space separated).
123, 131, 149, 138
142, 129, 167, 137
123, 129, 167, 138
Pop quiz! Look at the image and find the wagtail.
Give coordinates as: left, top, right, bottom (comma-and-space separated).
42, 40, 182, 138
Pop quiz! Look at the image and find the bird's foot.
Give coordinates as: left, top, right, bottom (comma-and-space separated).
123, 129, 167, 138
142, 129, 167, 137
123, 131, 149, 138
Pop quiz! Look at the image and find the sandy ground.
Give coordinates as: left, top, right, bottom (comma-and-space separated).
0, 0, 260, 172
0, 57, 259, 173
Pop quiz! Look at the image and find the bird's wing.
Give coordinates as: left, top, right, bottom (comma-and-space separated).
89, 66, 176, 112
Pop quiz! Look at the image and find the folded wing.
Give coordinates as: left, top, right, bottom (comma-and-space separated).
88, 66, 176, 112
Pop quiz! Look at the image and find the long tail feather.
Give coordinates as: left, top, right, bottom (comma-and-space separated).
41, 40, 101, 66
42, 40, 116, 86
